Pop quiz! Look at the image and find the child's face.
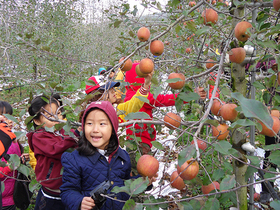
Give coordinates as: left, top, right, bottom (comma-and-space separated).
34, 103, 62, 128
0, 115, 13, 129
101, 88, 117, 104
109, 71, 115, 79
84, 109, 113, 150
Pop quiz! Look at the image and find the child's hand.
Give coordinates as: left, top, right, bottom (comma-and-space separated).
21, 153, 30, 163
195, 87, 207, 99
81, 197, 95, 210
143, 70, 154, 89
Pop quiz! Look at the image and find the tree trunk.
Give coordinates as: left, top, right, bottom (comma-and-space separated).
231, 3, 248, 209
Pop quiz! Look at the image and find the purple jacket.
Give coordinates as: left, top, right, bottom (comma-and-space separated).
1, 142, 22, 207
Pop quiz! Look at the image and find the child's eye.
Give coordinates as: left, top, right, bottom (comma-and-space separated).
100, 122, 106, 126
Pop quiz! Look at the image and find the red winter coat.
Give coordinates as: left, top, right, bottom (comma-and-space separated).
124, 63, 180, 147
27, 128, 77, 193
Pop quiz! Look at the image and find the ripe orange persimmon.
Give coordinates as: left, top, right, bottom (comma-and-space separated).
139, 58, 154, 74
206, 59, 215, 69
164, 112, 181, 130
211, 99, 223, 116
212, 123, 229, 140
150, 40, 164, 56
202, 9, 218, 25
167, 73, 185, 89
119, 57, 133, 72
177, 159, 199, 180
137, 27, 150, 42
259, 116, 280, 137
220, 103, 238, 121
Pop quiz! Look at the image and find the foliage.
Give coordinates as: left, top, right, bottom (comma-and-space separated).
1, 0, 280, 209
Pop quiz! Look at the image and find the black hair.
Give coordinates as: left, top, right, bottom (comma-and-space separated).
28, 94, 61, 129
52, 93, 66, 119
0, 101, 13, 115
77, 107, 118, 156
106, 66, 115, 72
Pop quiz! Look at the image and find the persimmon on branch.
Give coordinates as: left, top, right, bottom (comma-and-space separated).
115, 1, 204, 72
192, 37, 232, 162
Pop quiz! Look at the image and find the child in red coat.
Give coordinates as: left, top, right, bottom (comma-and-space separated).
124, 63, 207, 154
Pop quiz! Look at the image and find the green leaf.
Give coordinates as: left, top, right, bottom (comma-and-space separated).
264, 167, 276, 179
178, 145, 196, 167
19, 109, 26, 118
29, 179, 40, 192
189, 199, 201, 210
202, 119, 219, 127
112, 183, 130, 194
247, 156, 262, 167
55, 122, 66, 131
179, 201, 194, 210
252, 81, 265, 89
220, 175, 236, 191
166, 78, 183, 83
153, 86, 163, 100
156, 2, 162, 10
196, 27, 209, 37
232, 92, 273, 129
114, 20, 122, 28
3, 114, 18, 123
14, 131, 25, 139
135, 96, 150, 104
178, 92, 200, 102
144, 197, 168, 209
260, 22, 271, 30
212, 141, 232, 155
263, 144, 280, 151
175, 25, 181, 34
45, 126, 54, 133
124, 112, 151, 121
270, 200, 280, 209
219, 191, 235, 204
17, 164, 30, 178
63, 122, 71, 134
130, 177, 149, 195
202, 198, 220, 210
8, 154, 21, 170
269, 150, 280, 166
229, 119, 259, 130
245, 165, 258, 181
152, 141, 164, 150
212, 169, 224, 181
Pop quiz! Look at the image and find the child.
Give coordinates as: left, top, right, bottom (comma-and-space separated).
0, 101, 22, 210
27, 94, 78, 210
84, 72, 152, 123
60, 101, 154, 210
28, 93, 67, 170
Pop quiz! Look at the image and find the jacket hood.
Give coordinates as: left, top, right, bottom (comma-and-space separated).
125, 63, 145, 85
81, 101, 119, 141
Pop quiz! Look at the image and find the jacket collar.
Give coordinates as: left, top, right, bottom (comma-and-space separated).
87, 147, 128, 165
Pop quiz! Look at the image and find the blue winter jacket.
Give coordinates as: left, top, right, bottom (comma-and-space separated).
60, 148, 132, 210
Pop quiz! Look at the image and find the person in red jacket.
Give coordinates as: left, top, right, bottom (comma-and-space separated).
27, 94, 78, 210
124, 63, 207, 155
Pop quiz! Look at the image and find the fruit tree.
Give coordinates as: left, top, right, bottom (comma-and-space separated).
1, 0, 280, 209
